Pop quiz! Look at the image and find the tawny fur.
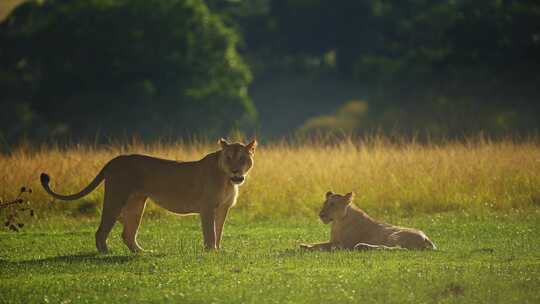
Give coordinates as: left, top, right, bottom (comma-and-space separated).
301, 192, 436, 251
41, 138, 257, 253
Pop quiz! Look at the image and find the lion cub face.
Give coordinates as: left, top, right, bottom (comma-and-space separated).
319, 191, 354, 224
218, 138, 257, 185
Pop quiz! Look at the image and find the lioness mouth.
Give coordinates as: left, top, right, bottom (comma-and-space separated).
230, 176, 245, 184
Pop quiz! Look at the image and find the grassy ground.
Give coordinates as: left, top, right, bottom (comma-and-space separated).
1, 211, 539, 303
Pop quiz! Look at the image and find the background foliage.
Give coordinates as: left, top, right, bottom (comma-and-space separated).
0, 0, 254, 145
226, 0, 540, 138
1, 0, 540, 146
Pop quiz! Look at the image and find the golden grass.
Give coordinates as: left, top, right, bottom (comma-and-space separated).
1, 138, 540, 217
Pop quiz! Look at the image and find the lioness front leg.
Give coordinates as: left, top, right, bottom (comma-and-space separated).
215, 205, 230, 249
300, 242, 334, 251
200, 208, 217, 250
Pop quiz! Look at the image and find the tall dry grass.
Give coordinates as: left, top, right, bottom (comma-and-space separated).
1, 138, 539, 217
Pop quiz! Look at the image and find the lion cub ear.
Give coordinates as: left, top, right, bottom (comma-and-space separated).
326, 191, 334, 199
246, 139, 258, 154
219, 138, 230, 149
344, 192, 354, 202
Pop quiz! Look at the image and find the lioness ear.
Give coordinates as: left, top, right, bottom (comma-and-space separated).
219, 138, 229, 149
344, 192, 354, 202
326, 191, 334, 199
246, 139, 258, 154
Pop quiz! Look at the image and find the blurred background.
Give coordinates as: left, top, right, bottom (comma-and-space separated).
1, 0, 539, 148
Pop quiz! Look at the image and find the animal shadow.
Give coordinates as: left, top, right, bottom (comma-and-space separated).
0, 251, 156, 267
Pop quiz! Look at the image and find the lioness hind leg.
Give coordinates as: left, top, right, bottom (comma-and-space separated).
121, 194, 147, 253
353, 242, 382, 250
353, 242, 406, 251
95, 181, 130, 254
388, 230, 434, 250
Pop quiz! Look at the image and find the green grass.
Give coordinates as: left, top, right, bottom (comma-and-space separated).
1, 211, 539, 303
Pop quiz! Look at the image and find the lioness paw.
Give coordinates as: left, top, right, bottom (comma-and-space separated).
299, 244, 313, 250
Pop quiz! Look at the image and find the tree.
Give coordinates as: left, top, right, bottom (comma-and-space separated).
234, 0, 540, 137
0, 0, 255, 144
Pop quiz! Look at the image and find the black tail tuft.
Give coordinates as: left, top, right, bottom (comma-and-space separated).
40, 173, 50, 185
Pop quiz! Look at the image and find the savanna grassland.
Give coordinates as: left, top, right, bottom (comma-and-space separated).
1, 138, 540, 303
1, 138, 539, 216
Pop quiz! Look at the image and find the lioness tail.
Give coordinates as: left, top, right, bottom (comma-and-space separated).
40, 167, 106, 201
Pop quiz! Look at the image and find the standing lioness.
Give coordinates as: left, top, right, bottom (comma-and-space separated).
300, 191, 436, 251
41, 138, 257, 253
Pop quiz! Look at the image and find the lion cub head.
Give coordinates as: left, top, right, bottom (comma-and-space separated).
218, 138, 257, 185
319, 191, 354, 224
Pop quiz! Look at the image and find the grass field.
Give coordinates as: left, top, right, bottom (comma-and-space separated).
1, 138, 540, 303
0, 212, 539, 303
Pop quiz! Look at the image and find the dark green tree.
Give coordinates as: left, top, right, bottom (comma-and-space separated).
0, 0, 255, 144
234, 0, 540, 137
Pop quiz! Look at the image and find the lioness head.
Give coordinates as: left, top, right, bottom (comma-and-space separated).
218, 138, 257, 185
319, 191, 354, 224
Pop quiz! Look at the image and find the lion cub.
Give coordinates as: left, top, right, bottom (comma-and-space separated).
300, 191, 436, 251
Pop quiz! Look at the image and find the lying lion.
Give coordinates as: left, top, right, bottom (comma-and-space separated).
300, 191, 436, 251
41, 138, 256, 253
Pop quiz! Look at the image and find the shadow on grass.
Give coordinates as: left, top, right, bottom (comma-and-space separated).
276, 247, 445, 258
0, 251, 165, 267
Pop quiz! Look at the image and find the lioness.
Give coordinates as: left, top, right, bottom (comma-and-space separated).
40, 138, 257, 253
300, 191, 436, 251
